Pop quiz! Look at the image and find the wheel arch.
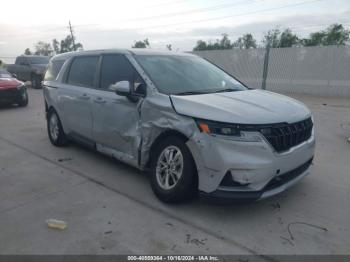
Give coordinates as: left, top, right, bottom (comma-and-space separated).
145, 129, 199, 185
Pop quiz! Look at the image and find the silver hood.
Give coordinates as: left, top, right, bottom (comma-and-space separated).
170, 89, 311, 124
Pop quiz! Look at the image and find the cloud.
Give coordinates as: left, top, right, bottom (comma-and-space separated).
0, 9, 349, 61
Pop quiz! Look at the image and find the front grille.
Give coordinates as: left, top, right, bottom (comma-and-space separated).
262, 118, 313, 153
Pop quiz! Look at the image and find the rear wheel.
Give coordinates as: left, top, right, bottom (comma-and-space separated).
31, 74, 42, 89
47, 109, 68, 146
150, 136, 197, 203
18, 89, 28, 107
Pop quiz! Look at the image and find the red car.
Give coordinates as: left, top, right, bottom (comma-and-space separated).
0, 69, 28, 107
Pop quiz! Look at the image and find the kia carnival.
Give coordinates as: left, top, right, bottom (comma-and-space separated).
43, 50, 315, 203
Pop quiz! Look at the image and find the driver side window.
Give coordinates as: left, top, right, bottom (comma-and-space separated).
100, 54, 146, 95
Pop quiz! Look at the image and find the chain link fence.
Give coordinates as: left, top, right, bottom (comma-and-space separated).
194, 45, 350, 97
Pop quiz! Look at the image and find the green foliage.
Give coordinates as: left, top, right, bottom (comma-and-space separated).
132, 39, 150, 48
279, 29, 299, 48
59, 35, 83, 53
233, 33, 257, 49
301, 24, 350, 46
262, 28, 299, 48
24, 48, 32, 55
193, 34, 234, 51
262, 28, 281, 48
24, 35, 83, 56
34, 41, 53, 56
52, 39, 60, 54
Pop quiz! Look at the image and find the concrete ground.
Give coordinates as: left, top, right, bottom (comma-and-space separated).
0, 88, 349, 256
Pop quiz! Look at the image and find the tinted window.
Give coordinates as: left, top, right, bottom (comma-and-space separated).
100, 55, 145, 94
67, 56, 99, 87
44, 60, 65, 81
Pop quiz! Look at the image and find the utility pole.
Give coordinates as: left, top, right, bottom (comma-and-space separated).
68, 21, 76, 51
261, 44, 270, 90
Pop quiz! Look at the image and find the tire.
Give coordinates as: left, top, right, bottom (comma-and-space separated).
18, 89, 28, 107
47, 109, 68, 146
150, 136, 197, 203
31, 74, 42, 89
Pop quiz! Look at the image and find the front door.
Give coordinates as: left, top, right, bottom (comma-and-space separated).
92, 54, 146, 164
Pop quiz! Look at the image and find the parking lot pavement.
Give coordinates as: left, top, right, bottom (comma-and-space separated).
0, 88, 349, 256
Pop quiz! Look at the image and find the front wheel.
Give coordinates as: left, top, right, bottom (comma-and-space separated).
47, 109, 68, 146
150, 136, 197, 203
18, 89, 28, 107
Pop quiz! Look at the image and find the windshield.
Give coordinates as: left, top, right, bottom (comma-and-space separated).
135, 55, 246, 95
0, 69, 13, 78
28, 56, 49, 65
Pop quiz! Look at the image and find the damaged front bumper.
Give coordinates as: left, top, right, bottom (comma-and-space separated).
200, 157, 313, 201
187, 129, 315, 201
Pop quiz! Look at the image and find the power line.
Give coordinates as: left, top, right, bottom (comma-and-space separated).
143, 0, 189, 8
72, 0, 324, 33
0, 0, 325, 38
116, 0, 257, 22
132, 0, 324, 30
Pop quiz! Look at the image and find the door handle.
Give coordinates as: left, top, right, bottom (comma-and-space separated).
79, 94, 90, 100
93, 97, 106, 104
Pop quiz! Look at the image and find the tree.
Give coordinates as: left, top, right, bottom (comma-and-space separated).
34, 41, 53, 56
166, 44, 172, 51
132, 39, 150, 48
52, 39, 60, 54
193, 34, 233, 51
301, 23, 350, 46
24, 48, 32, 55
262, 28, 281, 48
60, 35, 83, 53
193, 40, 208, 51
24, 35, 83, 56
233, 33, 257, 49
279, 29, 299, 48
262, 28, 299, 48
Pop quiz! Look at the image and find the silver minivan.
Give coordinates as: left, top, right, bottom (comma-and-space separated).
43, 49, 315, 203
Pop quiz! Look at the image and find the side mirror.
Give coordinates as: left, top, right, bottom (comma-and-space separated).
110, 81, 131, 97
12, 73, 18, 79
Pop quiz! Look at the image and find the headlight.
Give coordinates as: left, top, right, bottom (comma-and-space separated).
195, 119, 241, 136
195, 119, 262, 142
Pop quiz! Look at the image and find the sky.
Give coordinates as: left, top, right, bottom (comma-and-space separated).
0, 0, 350, 63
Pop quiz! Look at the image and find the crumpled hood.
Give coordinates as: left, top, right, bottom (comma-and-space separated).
0, 78, 23, 90
170, 89, 311, 124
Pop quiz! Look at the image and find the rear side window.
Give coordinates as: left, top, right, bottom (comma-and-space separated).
67, 56, 99, 87
44, 60, 65, 81
100, 55, 139, 90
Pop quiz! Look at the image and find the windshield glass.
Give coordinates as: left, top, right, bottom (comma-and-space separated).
135, 55, 246, 95
0, 69, 13, 78
28, 56, 49, 64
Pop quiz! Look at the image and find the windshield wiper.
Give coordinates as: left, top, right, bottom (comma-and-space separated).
211, 88, 237, 93
174, 91, 208, 96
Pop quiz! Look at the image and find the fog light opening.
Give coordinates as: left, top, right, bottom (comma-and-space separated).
220, 171, 250, 187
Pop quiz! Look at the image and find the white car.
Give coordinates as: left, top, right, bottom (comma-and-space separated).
43, 49, 315, 203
